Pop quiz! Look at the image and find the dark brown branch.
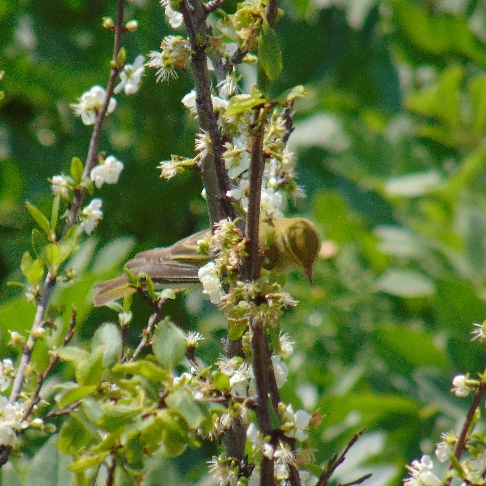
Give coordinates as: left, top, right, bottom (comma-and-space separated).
180, 0, 233, 227
266, 0, 279, 27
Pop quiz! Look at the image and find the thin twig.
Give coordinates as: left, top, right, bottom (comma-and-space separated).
22, 309, 77, 420
443, 381, 486, 486
316, 430, 364, 486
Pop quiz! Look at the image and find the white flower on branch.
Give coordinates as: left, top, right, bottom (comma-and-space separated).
404, 455, 441, 486
160, 0, 183, 28
279, 403, 310, 441
271, 355, 289, 389
90, 155, 124, 188
147, 36, 191, 82
80, 198, 103, 235
0, 359, 14, 392
0, 396, 28, 446
452, 374, 474, 397
223, 136, 250, 179
51, 174, 74, 199
198, 262, 223, 304
114, 55, 145, 95
71, 85, 116, 125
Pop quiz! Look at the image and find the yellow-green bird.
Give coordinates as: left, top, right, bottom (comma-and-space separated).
93, 217, 321, 307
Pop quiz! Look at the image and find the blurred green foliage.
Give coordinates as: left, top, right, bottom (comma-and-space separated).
2, 0, 486, 484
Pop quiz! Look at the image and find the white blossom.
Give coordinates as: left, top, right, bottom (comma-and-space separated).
51, 174, 74, 199
0, 396, 28, 447
0, 359, 14, 392
198, 262, 222, 304
160, 0, 183, 28
471, 320, 486, 342
404, 455, 441, 486
260, 186, 284, 217
452, 374, 472, 397
223, 136, 250, 179
114, 55, 145, 95
71, 85, 116, 125
279, 333, 294, 359
90, 155, 124, 189
271, 355, 289, 389
181, 90, 197, 114
158, 160, 179, 180
280, 403, 310, 441
80, 198, 103, 235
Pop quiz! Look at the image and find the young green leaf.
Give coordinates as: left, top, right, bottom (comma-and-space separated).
26, 201, 51, 237
51, 192, 60, 234
70, 157, 84, 184
258, 20, 283, 81
152, 319, 186, 370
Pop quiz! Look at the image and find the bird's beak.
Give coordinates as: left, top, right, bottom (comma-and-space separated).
305, 267, 313, 284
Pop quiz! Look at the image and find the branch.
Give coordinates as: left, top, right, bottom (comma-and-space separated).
443, 381, 486, 486
22, 309, 77, 420
316, 430, 364, 486
180, 0, 233, 227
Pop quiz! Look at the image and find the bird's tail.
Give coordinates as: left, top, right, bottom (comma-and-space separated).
93, 275, 136, 307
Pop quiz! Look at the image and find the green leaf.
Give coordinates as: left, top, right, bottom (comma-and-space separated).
57, 346, 103, 386
155, 409, 194, 457
44, 243, 62, 267
212, 371, 231, 393
97, 403, 140, 431
112, 359, 170, 382
50, 193, 60, 234
32, 229, 48, 257
53, 381, 97, 409
58, 416, 96, 455
59, 225, 80, 262
26, 201, 51, 237
92, 322, 122, 369
21, 252, 45, 286
70, 157, 84, 184
375, 268, 435, 298
225, 87, 265, 117
152, 319, 187, 370
275, 84, 307, 103
165, 389, 205, 429
68, 452, 109, 473
258, 20, 283, 81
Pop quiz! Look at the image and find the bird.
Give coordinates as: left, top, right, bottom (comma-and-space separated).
93, 216, 321, 307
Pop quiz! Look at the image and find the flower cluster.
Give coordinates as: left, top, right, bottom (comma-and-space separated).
0, 397, 28, 447
147, 36, 191, 82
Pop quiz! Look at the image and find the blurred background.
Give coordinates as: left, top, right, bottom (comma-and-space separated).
2, 0, 486, 484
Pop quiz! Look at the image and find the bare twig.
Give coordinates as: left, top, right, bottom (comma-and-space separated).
316, 430, 364, 486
